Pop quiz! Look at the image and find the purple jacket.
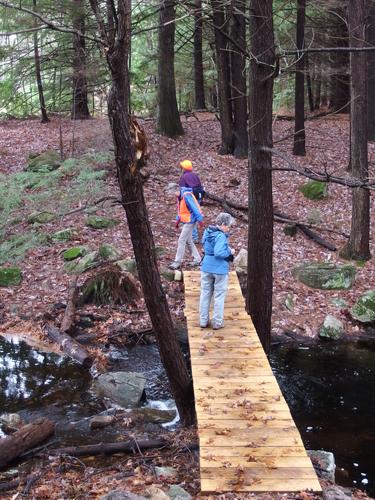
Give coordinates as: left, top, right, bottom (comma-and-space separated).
179, 171, 202, 189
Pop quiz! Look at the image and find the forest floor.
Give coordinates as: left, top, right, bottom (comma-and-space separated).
0, 113, 374, 499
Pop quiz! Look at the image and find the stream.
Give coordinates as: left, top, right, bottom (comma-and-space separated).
1, 334, 375, 495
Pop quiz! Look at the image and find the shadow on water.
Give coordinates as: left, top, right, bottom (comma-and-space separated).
270, 341, 375, 496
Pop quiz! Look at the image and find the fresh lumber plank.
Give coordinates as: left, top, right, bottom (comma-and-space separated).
200, 477, 321, 492
201, 466, 318, 480
200, 446, 308, 458
200, 455, 313, 468
199, 433, 304, 448
198, 418, 295, 429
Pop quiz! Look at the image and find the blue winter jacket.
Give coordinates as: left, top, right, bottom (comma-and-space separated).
201, 226, 232, 275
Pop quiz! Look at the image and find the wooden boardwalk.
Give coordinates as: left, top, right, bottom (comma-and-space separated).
184, 271, 321, 493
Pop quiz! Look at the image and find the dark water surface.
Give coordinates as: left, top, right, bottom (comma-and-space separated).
270, 342, 375, 496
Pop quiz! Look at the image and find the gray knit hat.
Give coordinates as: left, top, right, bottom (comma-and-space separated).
215, 212, 234, 227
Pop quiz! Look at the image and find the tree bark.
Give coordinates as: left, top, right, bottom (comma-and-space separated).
193, 0, 206, 109
328, 10, 350, 113
96, 0, 194, 425
60, 276, 78, 333
32, 0, 49, 123
0, 418, 54, 469
305, 53, 314, 112
247, 0, 275, 353
71, 0, 91, 120
230, 0, 248, 158
340, 0, 371, 261
43, 323, 93, 368
49, 439, 166, 457
211, 0, 234, 154
156, 0, 183, 137
293, 0, 306, 156
367, 3, 375, 140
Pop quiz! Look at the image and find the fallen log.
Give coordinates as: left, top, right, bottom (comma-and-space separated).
49, 438, 167, 458
205, 191, 338, 251
0, 418, 54, 469
60, 276, 79, 333
43, 323, 93, 368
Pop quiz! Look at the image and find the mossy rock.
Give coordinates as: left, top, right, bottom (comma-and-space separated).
80, 265, 140, 305
299, 180, 328, 200
283, 224, 297, 237
64, 251, 99, 274
351, 291, 375, 323
0, 267, 22, 286
86, 215, 119, 230
28, 211, 55, 224
117, 259, 137, 274
319, 314, 344, 340
98, 243, 122, 260
292, 262, 356, 290
63, 246, 88, 261
51, 228, 74, 243
25, 150, 62, 172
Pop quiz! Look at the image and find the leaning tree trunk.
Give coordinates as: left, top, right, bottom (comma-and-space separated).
71, 0, 90, 120
230, 0, 248, 158
33, 0, 49, 123
156, 0, 183, 137
293, 0, 306, 156
340, 0, 371, 261
211, 0, 234, 154
98, 0, 194, 424
247, 0, 275, 353
193, 0, 206, 109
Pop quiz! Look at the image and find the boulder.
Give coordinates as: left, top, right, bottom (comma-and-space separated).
125, 408, 176, 424
92, 372, 146, 408
117, 259, 137, 274
154, 467, 178, 479
319, 315, 344, 340
234, 248, 248, 274
64, 251, 99, 274
307, 450, 335, 482
89, 415, 115, 430
51, 228, 74, 243
351, 290, 375, 323
161, 269, 175, 282
0, 267, 22, 286
63, 246, 88, 261
99, 243, 122, 260
299, 180, 328, 200
25, 150, 62, 172
86, 215, 120, 230
292, 263, 356, 290
283, 224, 297, 237
144, 486, 170, 500
28, 211, 55, 224
323, 485, 352, 500
168, 485, 191, 499
100, 491, 146, 500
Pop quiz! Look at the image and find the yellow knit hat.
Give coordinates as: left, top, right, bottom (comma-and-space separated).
180, 160, 193, 171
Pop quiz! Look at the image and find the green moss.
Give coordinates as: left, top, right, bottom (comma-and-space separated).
0, 267, 22, 286
25, 150, 61, 172
351, 291, 375, 323
51, 228, 74, 243
86, 216, 119, 230
299, 181, 328, 200
63, 246, 88, 261
27, 211, 55, 224
292, 262, 356, 290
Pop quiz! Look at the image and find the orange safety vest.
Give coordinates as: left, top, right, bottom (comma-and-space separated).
178, 192, 203, 223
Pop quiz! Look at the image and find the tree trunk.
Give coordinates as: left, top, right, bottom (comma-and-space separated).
0, 418, 54, 469
293, 0, 306, 156
340, 0, 371, 261
44, 323, 93, 368
101, 0, 194, 425
230, 0, 248, 158
211, 0, 234, 154
314, 61, 321, 110
193, 0, 206, 109
367, 3, 375, 140
156, 0, 184, 137
33, 0, 49, 123
71, 0, 91, 120
247, 0, 275, 353
306, 53, 314, 112
329, 11, 350, 113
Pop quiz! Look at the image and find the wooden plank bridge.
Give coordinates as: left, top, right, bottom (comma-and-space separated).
183, 271, 321, 493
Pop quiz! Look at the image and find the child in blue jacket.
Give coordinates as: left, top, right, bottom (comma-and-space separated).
199, 212, 235, 329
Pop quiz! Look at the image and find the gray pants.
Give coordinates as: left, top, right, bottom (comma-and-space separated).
199, 271, 228, 327
175, 223, 201, 264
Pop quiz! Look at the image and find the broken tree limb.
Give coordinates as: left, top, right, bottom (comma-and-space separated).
60, 276, 79, 333
48, 438, 167, 458
0, 418, 54, 469
205, 191, 338, 251
43, 323, 93, 368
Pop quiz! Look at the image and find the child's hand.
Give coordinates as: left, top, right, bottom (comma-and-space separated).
231, 248, 235, 255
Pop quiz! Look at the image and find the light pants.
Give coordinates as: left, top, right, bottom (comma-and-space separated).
199, 271, 228, 327
175, 223, 201, 264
